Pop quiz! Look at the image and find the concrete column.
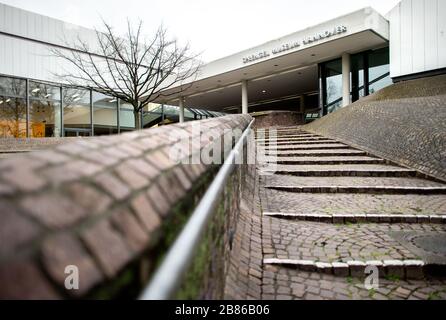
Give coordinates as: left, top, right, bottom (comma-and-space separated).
179, 98, 185, 123
342, 53, 351, 107
241, 80, 248, 114
299, 95, 305, 113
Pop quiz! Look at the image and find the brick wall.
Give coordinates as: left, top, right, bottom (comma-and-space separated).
305, 75, 446, 182
0, 114, 252, 299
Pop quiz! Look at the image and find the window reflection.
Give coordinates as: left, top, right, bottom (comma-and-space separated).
93, 92, 118, 135
0, 97, 27, 138
29, 81, 61, 137
368, 47, 392, 94
119, 100, 135, 131
0, 76, 27, 138
324, 59, 343, 114
63, 88, 91, 136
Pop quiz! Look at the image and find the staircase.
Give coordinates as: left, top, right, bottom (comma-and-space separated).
255, 126, 446, 300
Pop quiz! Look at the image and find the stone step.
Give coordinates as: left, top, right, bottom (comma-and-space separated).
266, 149, 367, 157
261, 164, 419, 177
269, 156, 385, 165
263, 258, 428, 280
260, 144, 350, 151
261, 189, 446, 216
258, 140, 339, 146
263, 212, 446, 224
262, 218, 446, 279
262, 263, 446, 300
262, 175, 446, 188
265, 185, 446, 194
256, 137, 328, 142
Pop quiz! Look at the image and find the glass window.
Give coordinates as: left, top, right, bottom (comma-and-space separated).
29, 81, 61, 101
0, 96, 27, 138
119, 100, 135, 131
324, 59, 343, 114
0, 77, 27, 138
368, 47, 392, 94
29, 81, 61, 137
92, 92, 118, 135
63, 88, 91, 134
351, 53, 365, 101
0, 76, 26, 98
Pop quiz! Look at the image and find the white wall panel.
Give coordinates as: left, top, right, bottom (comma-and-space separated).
389, 6, 402, 77
389, 0, 446, 78
438, 0, 446, 67
424, 0, 438, 71
412, 0, 425, 73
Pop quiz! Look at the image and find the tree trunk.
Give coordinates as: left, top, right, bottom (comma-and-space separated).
134, 110, 142, 130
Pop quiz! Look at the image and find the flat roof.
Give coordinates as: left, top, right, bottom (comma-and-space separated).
156, 7, 389, 111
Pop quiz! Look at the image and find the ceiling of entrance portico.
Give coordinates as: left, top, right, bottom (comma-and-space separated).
156, 30, 387, 111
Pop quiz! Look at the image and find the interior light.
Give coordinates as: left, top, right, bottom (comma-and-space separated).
45, 94, 52, 98
32, 88, 40, 93
5, 98, 11, 103
0, 101, 3, 105
71, 94, 79, 99
73, 97, 81, 102
262, 90, 267, 93
109, 98, 117, 103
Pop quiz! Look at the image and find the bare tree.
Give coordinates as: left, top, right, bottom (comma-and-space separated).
52, 20, 201, 129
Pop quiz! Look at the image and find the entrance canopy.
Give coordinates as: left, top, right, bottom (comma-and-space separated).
154, 7, 389, 113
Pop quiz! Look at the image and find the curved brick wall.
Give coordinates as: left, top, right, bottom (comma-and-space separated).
0, 114, 252, 299
305, 75, 446, 182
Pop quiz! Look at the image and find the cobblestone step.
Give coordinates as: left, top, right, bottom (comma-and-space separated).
262, 264, 446, 300
260, 144, 349, 150
256, 137, 328, 142
267, 149, 367, 157
265, 185, 446, 195
263, 258, 426, 280
256, 133, 321, 138
258, 140, 338, 146
262, 175, 446, 188
261, 189, 446, 216
262, 164, 419, 177
263, 212, 446, 224
262, 218, 446, 279
271, 156, 385, 165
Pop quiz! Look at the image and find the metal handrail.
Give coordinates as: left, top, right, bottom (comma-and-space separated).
139, 118, 255, 300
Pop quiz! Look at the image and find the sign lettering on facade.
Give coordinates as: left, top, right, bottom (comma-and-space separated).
242, 25, 347, 64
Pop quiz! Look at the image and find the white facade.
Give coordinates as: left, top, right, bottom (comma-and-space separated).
0, 2, 100, 82
388, 0, 446, 78
0, 1, 445, 119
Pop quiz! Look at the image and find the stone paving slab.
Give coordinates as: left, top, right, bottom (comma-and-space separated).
262, 218, 446, 263
263, 258, 426, 280
263, 175, 446, 188
256, 137, 329, 142
265, 185, 446, 195
260, 144, 349, 150
258, 140, 339, 146
263, 212, 446, 224
261, 189, 446, 216
262, 164, 418, 177
272, 156, 385, 165
262, 264, 446, 300
268, 149, 367, 156
256, 134, 321, 139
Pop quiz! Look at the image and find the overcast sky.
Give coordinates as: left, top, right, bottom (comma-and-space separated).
1, 0, 399, 62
